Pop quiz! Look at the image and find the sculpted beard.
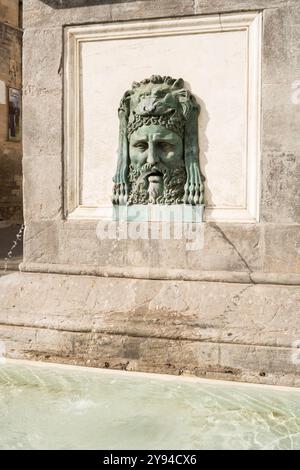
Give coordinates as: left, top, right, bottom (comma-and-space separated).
127, 162, 186, 205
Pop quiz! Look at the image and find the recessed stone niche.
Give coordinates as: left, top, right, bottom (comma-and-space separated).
64, 13, 261, 223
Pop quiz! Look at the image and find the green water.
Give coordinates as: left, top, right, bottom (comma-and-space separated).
1, 361, 300, 450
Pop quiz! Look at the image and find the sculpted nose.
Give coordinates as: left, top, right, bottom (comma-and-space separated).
147, 143, 159, 165
143, 98, 156, 113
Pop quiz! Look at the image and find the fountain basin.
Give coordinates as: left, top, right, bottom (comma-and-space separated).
1, 360, 300, 450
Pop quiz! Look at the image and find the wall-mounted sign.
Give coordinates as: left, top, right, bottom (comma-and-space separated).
8, 87, 21, 142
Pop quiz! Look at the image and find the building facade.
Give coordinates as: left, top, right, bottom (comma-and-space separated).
0, 0, 22, 222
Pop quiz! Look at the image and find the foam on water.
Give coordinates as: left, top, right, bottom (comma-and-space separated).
0, 360, 300, 450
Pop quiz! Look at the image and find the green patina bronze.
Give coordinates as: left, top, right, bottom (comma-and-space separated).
112, 75, 204, 205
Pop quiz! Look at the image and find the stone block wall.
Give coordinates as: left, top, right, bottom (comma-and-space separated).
0, 0, 22, 222
6, 0, 299, 384
22, 0, 300, 283
0, 0, 19, 26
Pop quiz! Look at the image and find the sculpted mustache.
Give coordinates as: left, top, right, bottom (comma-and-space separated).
138, 163, 168, 176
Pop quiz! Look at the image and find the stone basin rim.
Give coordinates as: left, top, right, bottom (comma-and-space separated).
2, 358, 300, 394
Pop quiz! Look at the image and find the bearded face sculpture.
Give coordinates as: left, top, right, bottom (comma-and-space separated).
112, 75, 204, 206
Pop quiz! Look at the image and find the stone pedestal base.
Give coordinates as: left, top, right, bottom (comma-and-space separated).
1, 272, 300, 387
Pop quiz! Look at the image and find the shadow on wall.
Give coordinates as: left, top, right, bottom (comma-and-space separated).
0, 223, 23, 261
184, 80, 212, 207
196, 96, 212, 208
40, 0, 137, 8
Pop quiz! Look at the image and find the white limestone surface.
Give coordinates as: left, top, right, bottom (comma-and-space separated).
65, 14, 261, 222
81, 31, 247, 210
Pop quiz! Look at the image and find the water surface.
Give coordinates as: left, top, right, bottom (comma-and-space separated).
1, 361, 299, 450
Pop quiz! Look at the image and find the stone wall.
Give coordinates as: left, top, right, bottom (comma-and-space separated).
0, 0, 19, 26
1, 271, 300, 387
6, 0, 300, 385
22, 0, 300, 282
0, 0, 22, 222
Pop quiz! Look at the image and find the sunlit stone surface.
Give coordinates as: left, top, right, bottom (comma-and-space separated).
1, 361, 300, 450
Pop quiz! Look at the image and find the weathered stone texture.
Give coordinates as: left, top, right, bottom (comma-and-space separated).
194, 0, 295, 14
24, 0, 300, 29
0, 24, 22, 86
23, 155, 62, 221
0, 0, 19, 27
264, 224, 300, 273
23, 91, 62, 158
24, 0, 193, 28
22, 219, 300, 280
0, 144, 22, 221
0, 11, 22, 222
1, 272, 300, 386
23, 27, 62, 94
55, 221, 261, 272
23, 221, 59, 263
21, 0, 300, 272
260, 5, 300, 223
17, 0, 300, 383
261, 151, 300, 224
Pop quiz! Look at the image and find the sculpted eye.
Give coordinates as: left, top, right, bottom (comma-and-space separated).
157, 142, 174, 152
154, 90, 166, 98
134, 142, 148, 151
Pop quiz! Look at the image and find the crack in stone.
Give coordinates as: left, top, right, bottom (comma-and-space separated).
24, 222, 56, 244
268, 306, 281, 324
223, 285, 253, 317
212, 224, 254, 282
